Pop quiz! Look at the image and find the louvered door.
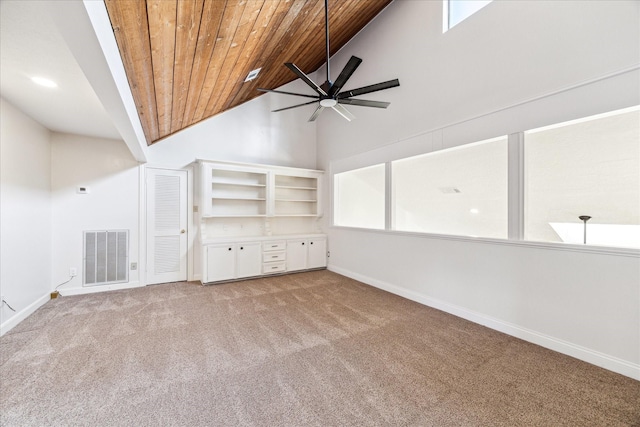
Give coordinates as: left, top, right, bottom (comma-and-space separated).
146, 168, 188, 285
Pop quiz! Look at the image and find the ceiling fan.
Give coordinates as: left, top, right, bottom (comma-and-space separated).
258, 0, 400, 122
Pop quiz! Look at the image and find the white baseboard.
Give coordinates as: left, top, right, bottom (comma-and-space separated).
58, 280, 143, 296
0, 292, 50, 337
328, 265, 640, 381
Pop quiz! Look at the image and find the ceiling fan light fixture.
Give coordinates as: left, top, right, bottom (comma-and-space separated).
320, 99, 337, 108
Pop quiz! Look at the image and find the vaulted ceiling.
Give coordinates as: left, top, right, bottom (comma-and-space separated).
103, 0, 392, 145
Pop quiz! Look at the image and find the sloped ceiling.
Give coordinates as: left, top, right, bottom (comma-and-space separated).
103, 0, 392, 145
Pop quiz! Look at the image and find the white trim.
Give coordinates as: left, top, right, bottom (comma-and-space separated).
328, 265, 640, 380
0, 293, 50, 336
526, 104, 640, 134
59, 280, 143, 296
138, 164, 147, 285
384, 162, 392, 231
186, 165, 196, 281
81, 0, 148, 161
330, 225, 640, 258
441, 0, 449, 33
507, 132, 524, 241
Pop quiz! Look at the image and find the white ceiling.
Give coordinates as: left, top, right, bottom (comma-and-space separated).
0, 0, 121, 140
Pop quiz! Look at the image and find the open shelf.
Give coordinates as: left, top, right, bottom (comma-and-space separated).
205, 168, 268, 217
200, 161, 322, 219
204, 214, 267, 218
274, 174, 318, 216
212, 197, 266, 201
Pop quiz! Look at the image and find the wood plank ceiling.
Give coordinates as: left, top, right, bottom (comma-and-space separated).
104, 0, 393, 145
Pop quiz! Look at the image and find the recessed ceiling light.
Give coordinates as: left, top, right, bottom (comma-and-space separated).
470, 208, 479, 214
244, 68, 261, 82
31, 76, 58, 88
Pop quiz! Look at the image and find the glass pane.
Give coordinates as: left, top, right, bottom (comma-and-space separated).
448, 0, 492, 30
334, 164, 386, 229
392, 137, 508, 238
524, 107, 640, 248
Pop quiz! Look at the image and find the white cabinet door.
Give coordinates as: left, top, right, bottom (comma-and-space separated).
286, 239, 307, 272
236, 242, 262, 278
308, 238, 327, 269
206, 244, 235, 282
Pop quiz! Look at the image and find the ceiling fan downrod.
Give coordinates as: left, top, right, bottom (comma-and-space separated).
325, 0, 331, 86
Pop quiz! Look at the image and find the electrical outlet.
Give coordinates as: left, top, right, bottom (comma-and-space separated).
130, 262, 137, 270
70, 267, 77, 277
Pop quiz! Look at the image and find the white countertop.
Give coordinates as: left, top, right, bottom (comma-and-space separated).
202, 233, 326, 245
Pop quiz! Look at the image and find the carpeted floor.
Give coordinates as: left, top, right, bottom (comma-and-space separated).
1, 270, 638, 426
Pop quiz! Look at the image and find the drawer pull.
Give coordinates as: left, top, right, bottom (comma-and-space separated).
272, 266, 278, 270
272, 255, 278, 258
271, 245, 278, 248
228, 247, 232, 251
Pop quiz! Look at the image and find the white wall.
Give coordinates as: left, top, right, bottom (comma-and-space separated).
50, 133, 141, 295
0, 98, 52, 334
318, 0, 639, 160
318, 0, 640, 379
146, 80, 318, 170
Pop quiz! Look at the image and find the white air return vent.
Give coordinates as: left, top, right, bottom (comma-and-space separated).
83, 230, 129, 286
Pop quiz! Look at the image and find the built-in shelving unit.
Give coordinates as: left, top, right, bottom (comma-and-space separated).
199, 160, 322, 219
274, 174, 318, 217
204, 166, 268, 217
195, 159, 326, 284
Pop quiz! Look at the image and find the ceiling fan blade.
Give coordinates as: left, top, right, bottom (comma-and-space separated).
308, 105, 325, 122
332, 104, 355, 121
338, 79, 400, 99
285, 63, 328, 96
338, 99, 390, 109
272, 100, 319, 113
328, 56, 362, 97
257, 88, 318, 99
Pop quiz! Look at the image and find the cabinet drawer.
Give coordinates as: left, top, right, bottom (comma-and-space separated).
263, 241, 286, 251
263, 262, 286, 274
263, 251, 286, 262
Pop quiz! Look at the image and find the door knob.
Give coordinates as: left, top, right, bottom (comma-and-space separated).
180, 229, 186, 234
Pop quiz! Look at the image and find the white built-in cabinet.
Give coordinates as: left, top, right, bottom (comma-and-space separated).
286, 238, 327, 272
206, 244, 235, 282
206, 242, 263, 282
196, 160, 326, 284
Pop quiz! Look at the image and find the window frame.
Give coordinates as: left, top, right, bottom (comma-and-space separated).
330, 106, 640, 257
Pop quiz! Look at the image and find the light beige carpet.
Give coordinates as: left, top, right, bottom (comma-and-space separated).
1, 270, 638, 426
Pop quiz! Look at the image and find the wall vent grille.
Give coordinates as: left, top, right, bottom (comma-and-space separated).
83, 230, 129, 286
